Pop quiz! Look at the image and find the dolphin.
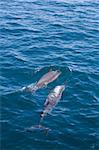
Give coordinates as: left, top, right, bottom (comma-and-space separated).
25, 85, 65, 133
21, 70, 61, 92
40, 85, 65, 121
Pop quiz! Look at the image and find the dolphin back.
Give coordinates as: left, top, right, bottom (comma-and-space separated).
40, 85, 65, 119
37, 70, 61, 86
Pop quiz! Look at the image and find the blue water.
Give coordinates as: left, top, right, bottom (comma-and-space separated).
0, 0, 99, 149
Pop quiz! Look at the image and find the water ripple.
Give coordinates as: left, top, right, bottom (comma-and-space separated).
1, 0, 99, 150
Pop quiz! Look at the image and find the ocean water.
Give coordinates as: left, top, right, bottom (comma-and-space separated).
0, 0, 99, 149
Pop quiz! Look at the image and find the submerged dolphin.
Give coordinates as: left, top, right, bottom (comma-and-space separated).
21, 70, 61, 92
40, 85, 65, 121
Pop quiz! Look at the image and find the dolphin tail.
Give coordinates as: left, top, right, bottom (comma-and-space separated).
25, 124, 51, 135
19, 83, 38, 93
24, 111, 51, 134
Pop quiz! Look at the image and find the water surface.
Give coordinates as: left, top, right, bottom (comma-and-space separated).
0, 0, 99, 149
